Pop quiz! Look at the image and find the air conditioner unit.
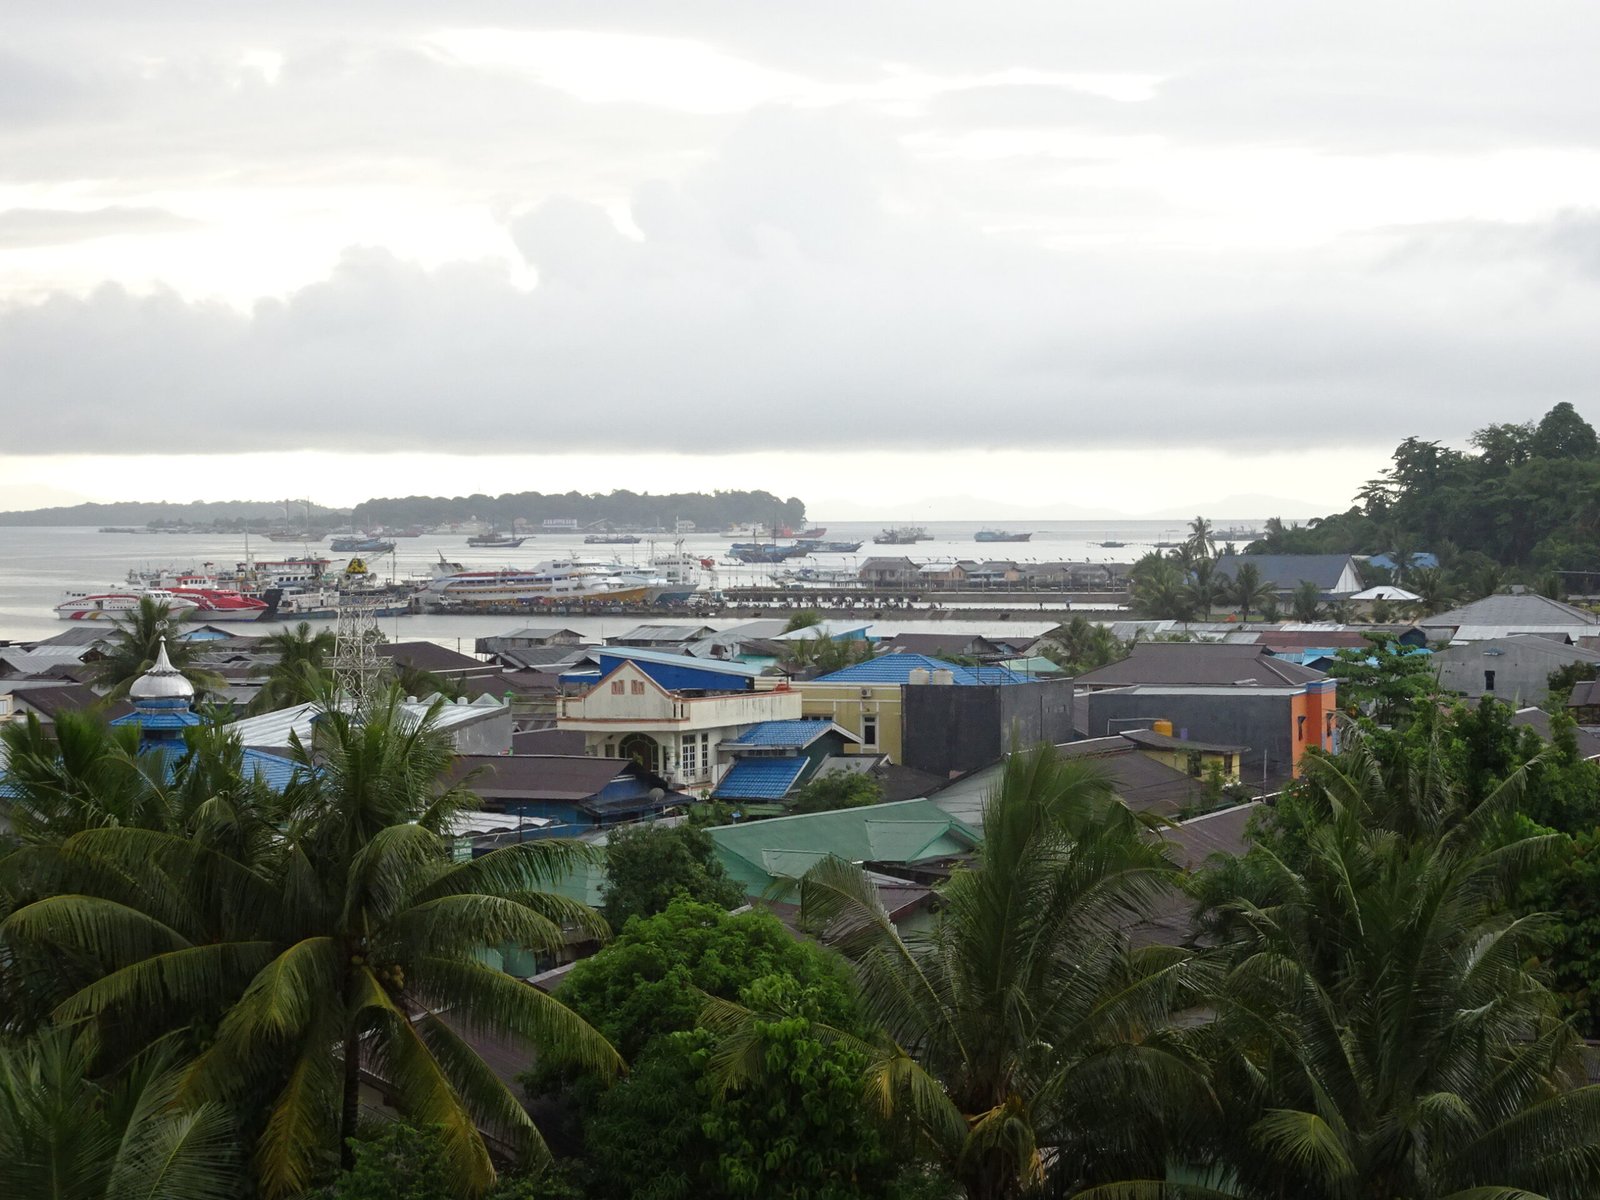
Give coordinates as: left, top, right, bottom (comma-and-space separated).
860, 688, 873, 699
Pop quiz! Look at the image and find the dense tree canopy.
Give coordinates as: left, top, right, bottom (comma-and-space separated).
1252, 403, 1600, 575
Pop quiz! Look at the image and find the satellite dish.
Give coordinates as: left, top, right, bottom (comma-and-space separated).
649, 787, 665, 803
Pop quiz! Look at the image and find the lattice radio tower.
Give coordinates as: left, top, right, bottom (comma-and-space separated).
329, 593, 383, 714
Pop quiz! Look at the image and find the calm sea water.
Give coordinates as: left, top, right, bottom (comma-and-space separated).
0, 519, 1265, 647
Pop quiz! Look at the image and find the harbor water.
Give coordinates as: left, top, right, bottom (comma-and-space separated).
0, 519, 1264, 646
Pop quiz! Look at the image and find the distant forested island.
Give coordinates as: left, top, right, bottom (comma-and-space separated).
1252, 402, 1600, 571
0, 490, 806, 531
350, 489, 805, 531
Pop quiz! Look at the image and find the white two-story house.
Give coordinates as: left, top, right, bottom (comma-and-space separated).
557, 647, 801, 792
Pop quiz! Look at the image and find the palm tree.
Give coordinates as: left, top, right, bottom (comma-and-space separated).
1186, 737, 1600, 1199
1408, 566, 1454, 616
1131, 557, 1198, 622
782, 608, 823, 633
248, 621, 336, 713
1229, 562, 1274, 624
1186, 557, 1227, 617
0, 1029, 237, 1200
1289, 579, 1323, 623
1, 691, 620, 1197
93, 600, 222, 697
1043, 616, 1127, 673
792, 747, 1210, 1199
1187, 516, 1214, 561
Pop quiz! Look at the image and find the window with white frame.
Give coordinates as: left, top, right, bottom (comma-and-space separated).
862, 714, 879, 747
681, 734, 699, 776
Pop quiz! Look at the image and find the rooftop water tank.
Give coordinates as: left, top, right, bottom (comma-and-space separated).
909, 667, 932, 685
1152, 718, 1174, 736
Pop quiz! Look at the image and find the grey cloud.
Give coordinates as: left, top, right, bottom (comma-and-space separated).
2, 111, 1595, 458
0, 205, 200, 247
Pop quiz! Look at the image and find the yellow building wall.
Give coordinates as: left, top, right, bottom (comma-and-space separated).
796, 682, 903, 761
1135, 746, 1242, 783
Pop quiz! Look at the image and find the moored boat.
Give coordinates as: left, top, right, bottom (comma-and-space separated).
873, 526, 930, 545
329, 535, 396, 554
467, 533, 528, 548
166, 587, 269, 621
55, 589, 201, 620
975, 529, 1032, 543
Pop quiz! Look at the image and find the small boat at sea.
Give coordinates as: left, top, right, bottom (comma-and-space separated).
730, 542, 811, 563
1095, 540, 1126, 548
467, 532, 527, 548
779, 526, 827, 540
584, 534, 642, 545
810, 540, 863, 553
56, 589, 201, 620
975, 529, 1032, 543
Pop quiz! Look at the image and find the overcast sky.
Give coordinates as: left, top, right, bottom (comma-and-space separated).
2, 2, 1597, 517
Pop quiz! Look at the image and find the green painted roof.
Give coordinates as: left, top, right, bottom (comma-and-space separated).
708, 799, 980, 896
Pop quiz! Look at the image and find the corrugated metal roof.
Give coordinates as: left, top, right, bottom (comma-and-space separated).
712, 757, 808, 800
725, 719, 856, 748
708, 799, 980, 888
226, 694, 503, 748
1423, 592, 1600, 629
809, 654, 1025, 687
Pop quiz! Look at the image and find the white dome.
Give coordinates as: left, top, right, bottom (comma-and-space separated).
129, 639, 195, 702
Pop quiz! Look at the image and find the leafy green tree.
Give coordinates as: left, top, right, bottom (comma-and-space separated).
326, 1123, 581, 1200
552, 899, 856, 1063
1, 691, 619, 1197
1406, 564, 1455, 615
1228, 562, 1274, 624
93, 601, 222, 696
599, 821, 743, 928
797, 747, 1207, 1199
788, 771, 883, 814
0, 1029, 237, 1200
1325, 633, 1438, 726
588, 974, 908, 1200
1532, 400, 1600, 460
249, 621, 336, 713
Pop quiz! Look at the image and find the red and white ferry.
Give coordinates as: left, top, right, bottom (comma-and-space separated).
55, 588, 202, 621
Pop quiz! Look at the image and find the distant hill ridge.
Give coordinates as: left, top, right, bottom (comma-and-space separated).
0, 490, 807, 529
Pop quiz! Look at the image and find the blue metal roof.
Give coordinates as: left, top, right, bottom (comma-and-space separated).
726, 719, 849, 749
242, 748, 302, 792
810, 653, 1026, 687
111, 709, 203, 731
713, 756, 808, 800
592, 645, 761, 678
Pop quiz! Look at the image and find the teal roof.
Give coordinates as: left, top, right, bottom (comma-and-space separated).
708, 799, 980, 897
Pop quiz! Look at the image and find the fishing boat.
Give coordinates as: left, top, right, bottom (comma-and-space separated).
329, 535, 396, 554
873, 526, 931, 545
730, 541, 811, 563
1095, 540, 1127, 548
975, 529, 1032, 543
583, 533, 642, 545
467, 532, 527, 548
55, 589, 201, 620
778, 526, 827, 540
810, 540, 863, 553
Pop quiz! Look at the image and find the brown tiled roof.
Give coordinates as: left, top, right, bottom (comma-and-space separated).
377, 641, 498, 676
11, 684, 132, 722
446, 754, 645, 803
1058, 737, 1209, 817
